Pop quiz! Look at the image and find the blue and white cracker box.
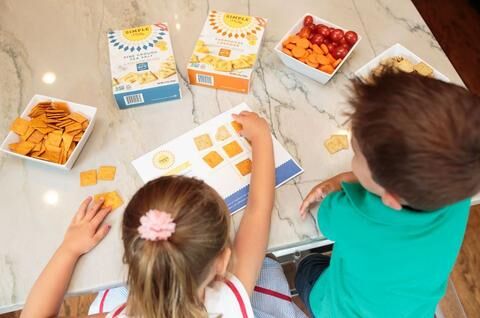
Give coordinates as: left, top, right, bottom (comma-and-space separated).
108, 23, 181, 109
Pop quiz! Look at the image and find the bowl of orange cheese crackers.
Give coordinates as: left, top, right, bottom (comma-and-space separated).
0, 94, 96, 170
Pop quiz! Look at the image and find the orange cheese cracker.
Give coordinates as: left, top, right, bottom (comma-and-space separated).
11, 118, 30, 135
94, 191, 124, 211
80, 169, 97, 186
223, 141, 243, 158
235, 158, 252, 176
98, 166, 116, 181
231, 121, 243, 133
203, 151, 224, 168
324, 134, 349, 154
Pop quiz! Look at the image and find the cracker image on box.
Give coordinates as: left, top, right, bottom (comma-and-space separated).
223, 141, 243, 158
108, 23, 181, 109
203, 151, 224, 168
187, 11, 267, 93
236, 158, 252, 176
194, 134, 213, 151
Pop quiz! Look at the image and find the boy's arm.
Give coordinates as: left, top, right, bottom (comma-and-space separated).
299, 171, 357, 219
231, 111, 275, 296
21, 198, 111, 318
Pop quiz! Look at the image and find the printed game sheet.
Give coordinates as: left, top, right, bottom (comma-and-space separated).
132, 103, 303, 213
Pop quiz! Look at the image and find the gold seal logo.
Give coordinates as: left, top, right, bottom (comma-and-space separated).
153, 151, 175, 169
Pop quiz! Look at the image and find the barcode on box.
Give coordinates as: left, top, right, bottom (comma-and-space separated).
124, 93, 144, 106
196, 74, 214, 86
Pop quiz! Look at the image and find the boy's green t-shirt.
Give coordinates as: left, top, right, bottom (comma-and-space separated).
309, 182, 470, 318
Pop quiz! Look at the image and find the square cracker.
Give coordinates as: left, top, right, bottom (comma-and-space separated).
194, 134, 213, 151
236, 158, 252, 176
98, 166, 116, 181
80, 169, 97, 186
324, 134, 349, 154
11, 118, 30, 135
231, 121, 243, 133
223, 141, 243, 158
203, 151, 224, 168
68, 112, 88, 123
94, 191, 123, 211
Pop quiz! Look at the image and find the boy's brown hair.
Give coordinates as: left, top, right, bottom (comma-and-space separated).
350, 70, 480, 211
122, 176, 231, 318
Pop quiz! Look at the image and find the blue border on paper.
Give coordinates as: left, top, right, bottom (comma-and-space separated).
224, 159, 303, 214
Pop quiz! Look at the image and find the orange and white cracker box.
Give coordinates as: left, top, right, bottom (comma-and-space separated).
108, 23, 181, 109
187, 11, 267, 94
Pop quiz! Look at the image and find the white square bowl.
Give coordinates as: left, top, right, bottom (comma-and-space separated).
354, 43, 449, 82
0, 94, 97, 170
274, 13, 362, 84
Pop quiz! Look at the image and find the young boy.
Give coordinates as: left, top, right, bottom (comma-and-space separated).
296, 70, 480, 317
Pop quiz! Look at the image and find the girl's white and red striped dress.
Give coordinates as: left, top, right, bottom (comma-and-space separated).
90, 258, 307, 318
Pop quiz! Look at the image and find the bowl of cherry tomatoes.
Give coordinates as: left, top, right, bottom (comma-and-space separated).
275, 13, 361, 84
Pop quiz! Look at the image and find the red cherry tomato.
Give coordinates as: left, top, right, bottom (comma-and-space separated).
326, 43, 335, 52
344, 31, 358, 45
323, 38, 331, 45
311, 33, 324, 45
339, 43, 350, 50
333, 46, 349, 59
303, 15, 314, 26
315, 24, 326, 33
297, 26, 311, 38
318, 25, 330, 37
338, 37, 347, 45
331, 42, 338, 47
330, 29, 344, 43
308, 32, 315, 40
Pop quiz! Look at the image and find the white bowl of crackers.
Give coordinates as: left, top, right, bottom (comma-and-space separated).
354, 43, 449, 82
0, 94, 96, 170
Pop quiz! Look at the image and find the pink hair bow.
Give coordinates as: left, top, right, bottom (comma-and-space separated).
138, 209, 176, 241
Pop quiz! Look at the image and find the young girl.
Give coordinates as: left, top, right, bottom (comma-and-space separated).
21, 111, 302, 318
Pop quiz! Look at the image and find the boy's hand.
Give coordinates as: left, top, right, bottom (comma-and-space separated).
299, 177, 340, 220
232, 111, 270, 144
59, 197, 111, 258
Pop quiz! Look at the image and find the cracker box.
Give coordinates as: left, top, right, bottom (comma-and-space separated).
187, 11, 267, 94
108, 23, 181, 109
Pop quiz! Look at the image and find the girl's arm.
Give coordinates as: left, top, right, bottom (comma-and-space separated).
299, 171, 358, 219
231, 111, 275, 296
21, 197, 111, 318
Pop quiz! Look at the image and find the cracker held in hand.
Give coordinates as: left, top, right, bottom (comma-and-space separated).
7, 100, 90, 165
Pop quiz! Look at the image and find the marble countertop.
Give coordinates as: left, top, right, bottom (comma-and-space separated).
0, 0, 476, 313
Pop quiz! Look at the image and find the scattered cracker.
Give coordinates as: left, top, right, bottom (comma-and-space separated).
80, 169, 97, 187
98, 166, 117, 181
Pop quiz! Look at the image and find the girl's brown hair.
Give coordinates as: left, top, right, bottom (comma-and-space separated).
122, 176, 231, 318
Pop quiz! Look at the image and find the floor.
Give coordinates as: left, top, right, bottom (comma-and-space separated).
2, 0, 480, 317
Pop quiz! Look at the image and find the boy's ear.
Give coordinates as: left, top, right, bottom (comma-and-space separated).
381, 191, 403, 210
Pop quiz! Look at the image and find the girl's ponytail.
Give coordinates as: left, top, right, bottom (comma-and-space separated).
122, 176, 231, 318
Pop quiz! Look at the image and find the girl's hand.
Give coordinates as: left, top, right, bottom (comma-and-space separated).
299, 178, 340, 220
232, 111, 270, 143
60, 197, 112, 258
